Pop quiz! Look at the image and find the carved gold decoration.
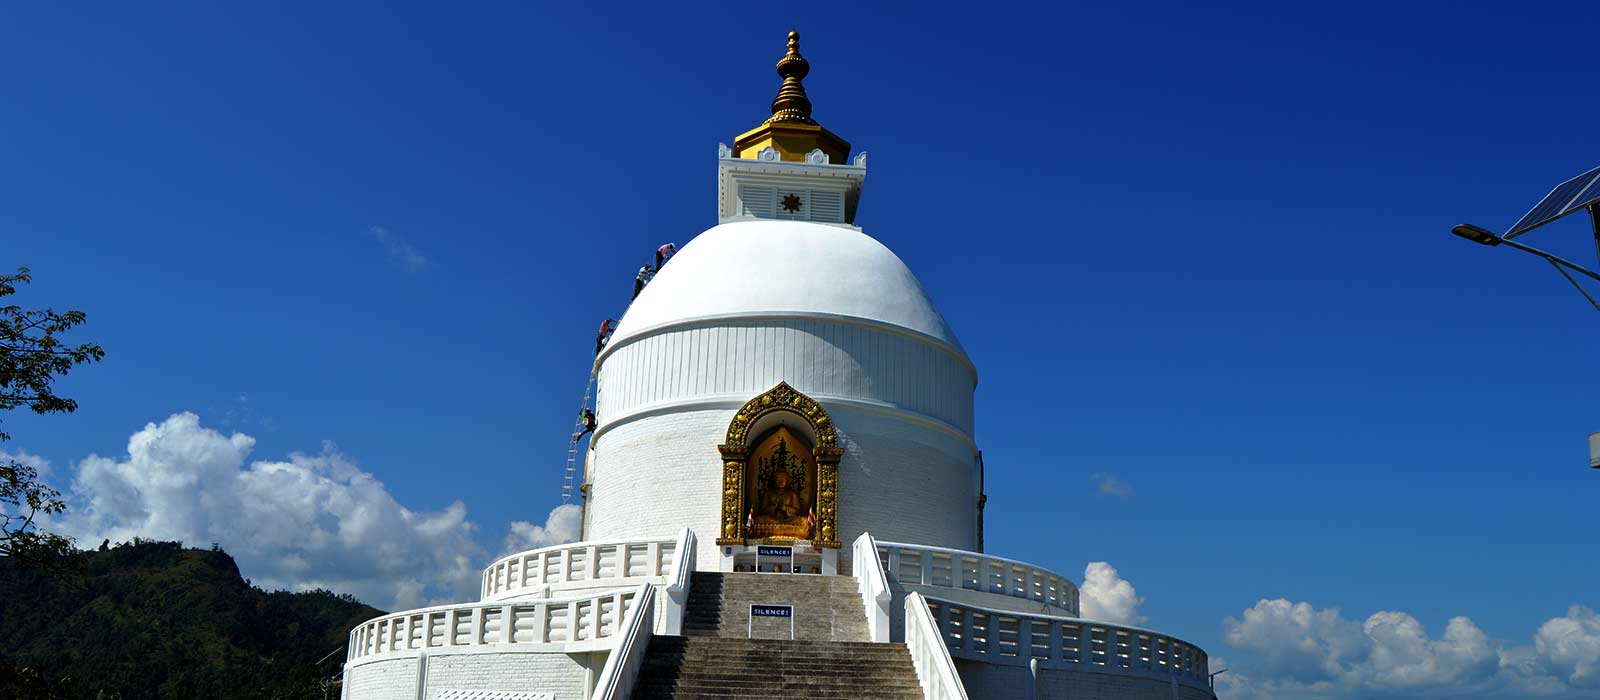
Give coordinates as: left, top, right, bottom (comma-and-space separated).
716, 382, 841, 548
732, 30, 851, 165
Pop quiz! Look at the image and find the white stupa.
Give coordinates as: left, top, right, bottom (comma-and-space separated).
341, 31, 1217, 700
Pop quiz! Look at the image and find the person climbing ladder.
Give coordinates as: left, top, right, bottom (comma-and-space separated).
655, 242, 676, 270
595, 318, 618, 355
632, 265, 653, 300
574, 408, 597, 443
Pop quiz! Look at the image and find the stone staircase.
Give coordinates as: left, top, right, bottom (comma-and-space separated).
682, 571, 870, 641
631, 572, 923, 699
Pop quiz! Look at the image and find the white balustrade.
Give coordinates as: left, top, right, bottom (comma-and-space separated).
852, 531, 893, 643
904, 592, 971, 700
877, 540, 1079, 615
592, 582, 655, 700
347, 587, 644, 665
661, 528, 695, 636
921, 595, 1211, 692
480, 536, 677, 601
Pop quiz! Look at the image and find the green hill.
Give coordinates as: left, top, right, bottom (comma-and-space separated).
0, 540, 382, 700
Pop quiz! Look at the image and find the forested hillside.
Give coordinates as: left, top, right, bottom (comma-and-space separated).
0, 540, 382, 700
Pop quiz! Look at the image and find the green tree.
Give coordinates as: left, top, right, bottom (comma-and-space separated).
0, 659, 76, 700
1, 267, 104, 565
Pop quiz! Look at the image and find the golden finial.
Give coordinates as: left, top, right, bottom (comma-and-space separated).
730, 28, 849, 165
767, 29, 815, 125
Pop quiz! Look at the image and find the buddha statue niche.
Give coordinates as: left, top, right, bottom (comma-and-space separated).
747, 426, 816, 540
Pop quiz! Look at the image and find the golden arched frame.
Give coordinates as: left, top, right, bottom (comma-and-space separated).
716, 382, 842, 548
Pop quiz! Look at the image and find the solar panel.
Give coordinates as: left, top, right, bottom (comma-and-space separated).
1505, 165, 1600, 239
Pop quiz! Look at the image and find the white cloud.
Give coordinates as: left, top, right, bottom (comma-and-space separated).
1220, 599, 1600, 700
368, 226, 427, 272
1088, 472, 1133, 499
56, 412, 480, 610
502, 504, 582, 555
1530, 606, 1600, 688
1079, 561, 1145, 625
1, 448, 51, 477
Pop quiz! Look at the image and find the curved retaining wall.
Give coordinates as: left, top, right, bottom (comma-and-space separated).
922, 595, 1215, 700
347, 588, 643, 666
878, 540, 1079, 614
480, 537, 677, 602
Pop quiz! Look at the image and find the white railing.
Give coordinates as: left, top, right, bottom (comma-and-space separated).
661, 528, 695, 636
905, 592, 971, 700
347, 586, 644, 665
921, 595, 1211, 692
877, 541, 1079, 615
481, 536, 677, 601
853, 532, 893, 642
592, 582, 655, 700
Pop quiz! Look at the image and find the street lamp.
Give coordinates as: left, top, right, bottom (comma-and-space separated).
1450, 224, 1502, 247
1451, 170, 1600, 312
1449, 221, 1600, 311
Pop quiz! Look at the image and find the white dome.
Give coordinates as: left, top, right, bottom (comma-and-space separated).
613, 220, 966, 355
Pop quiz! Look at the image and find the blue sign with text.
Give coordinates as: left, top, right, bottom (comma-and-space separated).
750, 604, 793, 618
757, 546, 793, 557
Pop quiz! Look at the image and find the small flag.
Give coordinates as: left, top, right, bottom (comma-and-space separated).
745, 509, 754, 532
806, 508, 816, 534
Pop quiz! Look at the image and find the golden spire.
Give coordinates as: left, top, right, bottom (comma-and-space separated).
767, 30, 814, 125
732, 29, 850, 164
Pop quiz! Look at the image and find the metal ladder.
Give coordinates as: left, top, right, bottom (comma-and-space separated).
562, 366, 598, 504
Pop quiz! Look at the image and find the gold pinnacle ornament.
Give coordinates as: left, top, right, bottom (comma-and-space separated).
732, 29, 851, 164
767, 30, 815, 125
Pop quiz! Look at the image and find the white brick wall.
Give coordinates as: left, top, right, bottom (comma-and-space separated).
345, 657, 418, 700
423, 652, 594, 700
585, 403, 978, 571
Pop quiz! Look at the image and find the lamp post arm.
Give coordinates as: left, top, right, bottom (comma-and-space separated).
1497, 237, 1600, 283
1544, 258, 1600, 312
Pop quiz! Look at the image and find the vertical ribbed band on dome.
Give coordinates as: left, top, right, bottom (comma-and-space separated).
767, 30, 815, 125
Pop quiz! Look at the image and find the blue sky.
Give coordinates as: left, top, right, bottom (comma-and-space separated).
4, 2, 1599, 697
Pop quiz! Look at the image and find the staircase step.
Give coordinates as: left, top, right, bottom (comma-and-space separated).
632, 633, 924, 700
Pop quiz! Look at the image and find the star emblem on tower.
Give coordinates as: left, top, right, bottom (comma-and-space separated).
781, 193, 803, 213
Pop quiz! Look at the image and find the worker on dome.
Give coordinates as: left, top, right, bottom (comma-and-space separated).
574, 408, 597, 442
595, 318, 618, 355
632, 265, 653, 301
655, 243, 676, 270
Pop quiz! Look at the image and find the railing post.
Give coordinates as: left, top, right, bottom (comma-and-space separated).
568, 600, 581, 641
939, 603, 952, 649
1048, 618, 1062, 662
532, 602, 547, 644
663, 528, 693, 637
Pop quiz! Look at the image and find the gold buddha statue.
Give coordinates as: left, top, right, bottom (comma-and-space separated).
747, 429, 815, 540
756, 470, 806, 527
